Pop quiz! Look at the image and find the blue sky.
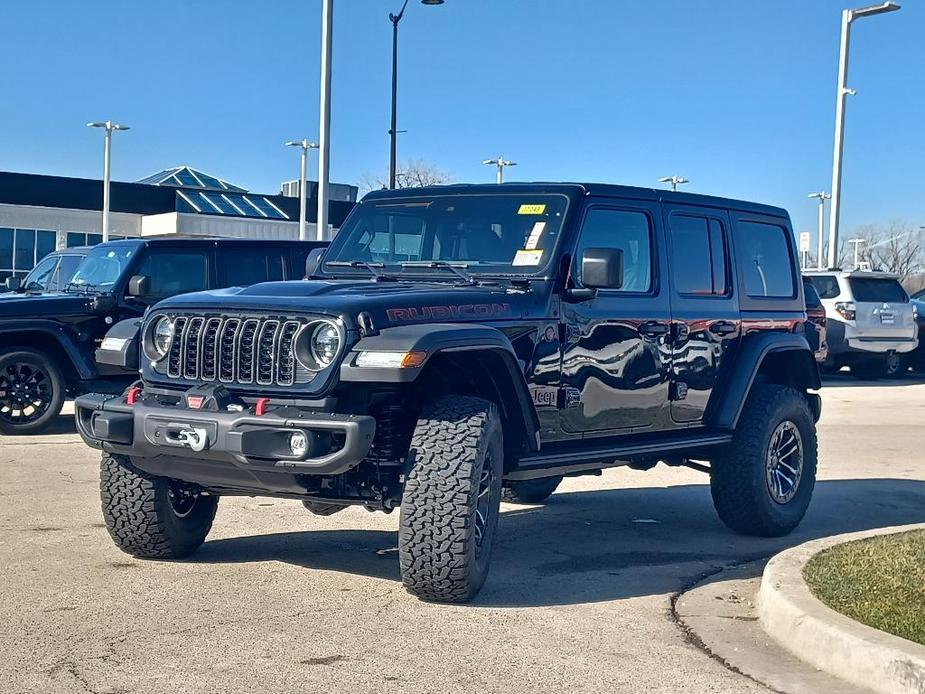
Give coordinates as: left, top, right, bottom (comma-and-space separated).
2, 1, 922, 242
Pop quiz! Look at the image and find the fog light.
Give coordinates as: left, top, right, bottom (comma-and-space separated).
289, 431, 308, 457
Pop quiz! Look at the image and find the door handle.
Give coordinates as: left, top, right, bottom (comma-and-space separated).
639, 321, 670, 338
709, 321, 737, 336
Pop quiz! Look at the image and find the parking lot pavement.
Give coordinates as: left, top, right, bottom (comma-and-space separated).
2, 378, 924, 694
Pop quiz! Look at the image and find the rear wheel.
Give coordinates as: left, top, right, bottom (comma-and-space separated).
100, 454, 218, 559
711, 385, 817, 537
0, 349, 65, 435
399, 395, 503, 603
502, 476, 562, 504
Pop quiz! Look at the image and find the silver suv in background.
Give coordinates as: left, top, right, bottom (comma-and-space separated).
804, 270, 918, 378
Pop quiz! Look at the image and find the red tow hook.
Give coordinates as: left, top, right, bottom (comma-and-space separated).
254, 397, 270, 416
126, 386, 142, 405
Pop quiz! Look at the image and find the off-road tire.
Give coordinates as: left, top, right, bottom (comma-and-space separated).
0, 348, 66, 435
711, 385, 817, 537
399, 395, 503, 603
100, 453, 218, 559
501, 476, 562, 504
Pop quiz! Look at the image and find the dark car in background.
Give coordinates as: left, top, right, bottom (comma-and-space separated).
0, 236, 325, 434
2, 247, 90, 294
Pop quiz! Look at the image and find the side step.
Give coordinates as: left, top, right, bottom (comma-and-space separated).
506, 432, 732, 481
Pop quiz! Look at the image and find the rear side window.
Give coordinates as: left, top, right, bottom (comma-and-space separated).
848, 277, 908, 303
134, 251, 209, 298
738, 221, 796, 298
802, 278, 822, 308
220, 249, 285, 286
668, 215, 727, 296
809, 274, 840, 299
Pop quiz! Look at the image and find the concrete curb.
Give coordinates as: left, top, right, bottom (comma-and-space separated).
758, 524, 925, 694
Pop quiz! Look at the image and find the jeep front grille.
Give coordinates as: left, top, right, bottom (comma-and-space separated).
165, 315, 311, 387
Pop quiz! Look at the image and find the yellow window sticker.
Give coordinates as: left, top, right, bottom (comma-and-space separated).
518, 204, 547, 215
524, 221, 547, 250
512, 249, 544, 267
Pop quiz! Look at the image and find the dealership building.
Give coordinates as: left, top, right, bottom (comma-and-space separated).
0, 167, 357, 282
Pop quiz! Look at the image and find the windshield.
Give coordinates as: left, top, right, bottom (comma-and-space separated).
323, 194, 569, 277
68, 245, 136, 292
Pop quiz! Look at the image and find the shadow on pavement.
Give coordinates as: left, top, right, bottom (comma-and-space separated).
191, 477, 925, 608
821, 372, 925, 388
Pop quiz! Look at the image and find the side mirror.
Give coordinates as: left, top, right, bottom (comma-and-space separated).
127, 275, 150, 298
4, 277, 21, 292
304, 247, 325, 278
581, 247, 624, 290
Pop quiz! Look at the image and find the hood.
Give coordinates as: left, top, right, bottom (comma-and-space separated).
0, 292, 95, 318
153, 278, 548, 327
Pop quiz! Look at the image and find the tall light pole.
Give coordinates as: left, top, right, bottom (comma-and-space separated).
827, 1, 901, 269
482, 156, 517, 184
285, 140, 319, 241
317, 0, 333, 241
658, 175, 689, 192
87, 120, 129, 243
808, 192, 831, 270
388, 0, 444, 189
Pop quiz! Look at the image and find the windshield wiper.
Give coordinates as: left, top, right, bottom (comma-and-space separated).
400, 261, 476, 285
325, 260, 395, 280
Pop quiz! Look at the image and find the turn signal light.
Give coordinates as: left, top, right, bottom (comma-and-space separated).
355, 350, 427, 368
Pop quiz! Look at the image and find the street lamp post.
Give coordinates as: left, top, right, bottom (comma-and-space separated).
285, 140, 319, 241
826, 1, 901, 269
482, 156, 517, 184
848, 238, 866, 268
87, 120, 129, 243
317, 0, 333, 241
658, 175, 689, 192
808, 192, 831, 270
388, 0, 444, 190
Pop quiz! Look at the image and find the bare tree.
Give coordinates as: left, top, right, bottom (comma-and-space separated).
837, 220, 925, 288
358, 159, 454, 194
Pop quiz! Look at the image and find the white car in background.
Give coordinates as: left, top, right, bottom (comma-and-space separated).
804, 270, 918, 379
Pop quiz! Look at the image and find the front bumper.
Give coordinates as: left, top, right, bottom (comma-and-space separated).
74, 393, 376, 477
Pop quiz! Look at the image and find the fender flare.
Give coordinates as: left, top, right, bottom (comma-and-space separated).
706, 332, 821, 431
0, 320, 96, 379
340, 323, 540, 451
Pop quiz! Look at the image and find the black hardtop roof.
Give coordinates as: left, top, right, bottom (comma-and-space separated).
95, 236, 326, 249
362, 182, 788, 218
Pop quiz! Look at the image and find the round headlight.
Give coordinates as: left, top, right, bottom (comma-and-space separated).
150, 317, 174, 359
309, 322, 340, 368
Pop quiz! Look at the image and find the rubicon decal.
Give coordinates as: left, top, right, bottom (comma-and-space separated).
387, 303, 513, 322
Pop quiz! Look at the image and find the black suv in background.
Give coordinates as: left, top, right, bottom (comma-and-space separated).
78, 183, 821, 603
0, 237, 325, 434
1, 247, 90, 294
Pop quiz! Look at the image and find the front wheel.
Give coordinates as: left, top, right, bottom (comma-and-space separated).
0, 349, 66, 435
711, 385, 817, 537
100, 454, 218, 559
399, 395, 503, 603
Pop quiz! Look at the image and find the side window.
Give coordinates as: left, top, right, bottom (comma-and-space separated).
668, 215, 728, 296
219, 249, 285, 287
809, 275, 840, 299
575, 208, 653, 293
738, 221, 796, 298
23, 255, 58, 291
134, 251, 209, 299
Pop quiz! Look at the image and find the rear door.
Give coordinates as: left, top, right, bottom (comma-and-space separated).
663, 205, 739, 424
848, 275, 915, 340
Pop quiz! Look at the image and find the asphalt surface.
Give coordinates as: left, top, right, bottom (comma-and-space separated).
2, 374, 923, 694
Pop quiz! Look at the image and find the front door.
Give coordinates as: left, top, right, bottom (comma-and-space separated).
559, 201, 672, 435
662, 205, 740, 424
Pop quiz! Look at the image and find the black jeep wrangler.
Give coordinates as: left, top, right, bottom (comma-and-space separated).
0, 237, 324, 434
76, 183, 821, 603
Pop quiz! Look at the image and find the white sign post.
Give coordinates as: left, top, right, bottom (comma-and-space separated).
799, 231, 811, 269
